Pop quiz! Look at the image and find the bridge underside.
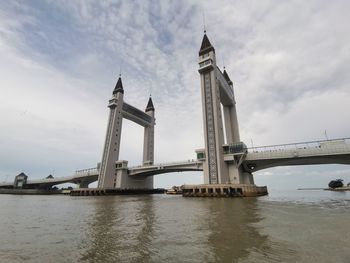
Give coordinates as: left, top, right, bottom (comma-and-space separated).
27, 178, 98, 189
129, 168, 203, 178
0, 173, 99, 190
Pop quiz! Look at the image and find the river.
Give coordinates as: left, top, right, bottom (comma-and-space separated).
0, 190, 349, 262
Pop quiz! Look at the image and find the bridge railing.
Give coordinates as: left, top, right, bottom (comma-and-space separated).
129, 159, 200, 170
246, 138, 350, 160
75, 167, 99, 175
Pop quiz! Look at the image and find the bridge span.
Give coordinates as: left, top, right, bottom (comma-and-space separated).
1, 138, 350, 189
0, 168, 99, 189
0, 160, 203, 189
239, 138, 350, 172
128, 160, 203, 177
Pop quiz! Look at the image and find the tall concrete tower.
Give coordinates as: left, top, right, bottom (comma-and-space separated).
198, 33, 227, 184
97, 77, 124, 188
198, 33, 254, 185
143, 96, 155, 165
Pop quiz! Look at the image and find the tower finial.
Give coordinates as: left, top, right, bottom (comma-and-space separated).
202, 11, 206, 34
149, 82, 153, 98
199, 32, 215, 56
145, 96, 155, 112
113, 75, 124, 94
119, 66, 122, 77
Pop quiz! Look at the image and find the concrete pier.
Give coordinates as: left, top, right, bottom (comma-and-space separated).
182, 184, 268, 197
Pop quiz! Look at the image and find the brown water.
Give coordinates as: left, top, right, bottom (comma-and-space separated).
0, 190, 349, 263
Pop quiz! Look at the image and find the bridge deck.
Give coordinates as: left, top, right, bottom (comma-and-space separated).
239, 138, 350, 171
128, 160, 203, 176
0, 161, 203, 187
2, 138, 350, 188
245, 138, 350, 160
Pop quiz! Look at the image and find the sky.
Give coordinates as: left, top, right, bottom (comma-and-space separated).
0, 0, 350, 189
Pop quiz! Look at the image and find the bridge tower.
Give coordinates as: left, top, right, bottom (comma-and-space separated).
143, 96, 155, 165
97, 77, 156, 189
198, 33, 254, 185
198, 33, 226, 184
97, 77, 124, 188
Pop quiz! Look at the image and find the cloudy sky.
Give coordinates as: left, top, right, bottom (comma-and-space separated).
1, 0, 350, 189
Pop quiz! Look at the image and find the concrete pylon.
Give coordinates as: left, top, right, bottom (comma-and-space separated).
143, 96, 155, 165
222, 69, 240, 144
198, 33, 254, 185
97, 77, 124, 188
198, 33, 227, 184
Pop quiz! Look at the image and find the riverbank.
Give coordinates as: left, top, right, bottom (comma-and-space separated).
325, 186, 350, 191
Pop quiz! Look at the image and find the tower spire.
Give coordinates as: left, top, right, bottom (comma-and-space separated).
145, 96, 155, 112
199, 33, 215, 56
113, 76, 124, 94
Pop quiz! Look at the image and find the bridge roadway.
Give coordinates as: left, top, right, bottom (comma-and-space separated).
238, 138, 350, 172
1, 138, 349, 189
0, 160, 203, 189
0, 168, 99, 189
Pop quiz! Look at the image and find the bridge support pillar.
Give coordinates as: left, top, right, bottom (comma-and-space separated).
77, 180, 90, 189
228, 165, 241, 184
115, 160, 153, 189
227, 164, 254, 185
241, 171, 254, 185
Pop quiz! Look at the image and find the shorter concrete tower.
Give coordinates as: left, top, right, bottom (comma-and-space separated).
97, 77, 157, 189
143, 96, 155, 165
97, 77, 124, 188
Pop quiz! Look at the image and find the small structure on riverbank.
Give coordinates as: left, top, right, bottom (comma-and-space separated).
14, 172, 28, 188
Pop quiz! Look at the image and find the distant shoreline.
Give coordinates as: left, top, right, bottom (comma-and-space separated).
298, 187, 350, 191
297, 188, 324, 190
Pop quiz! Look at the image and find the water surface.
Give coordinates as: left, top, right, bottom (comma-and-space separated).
0, 190, 349, 262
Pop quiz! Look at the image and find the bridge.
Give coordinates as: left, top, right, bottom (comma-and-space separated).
2, 138, 349, 189
2, 33, 350, 192
0, 168, 98, 189
231, 138, 350, 173
0, 161, 203, 189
